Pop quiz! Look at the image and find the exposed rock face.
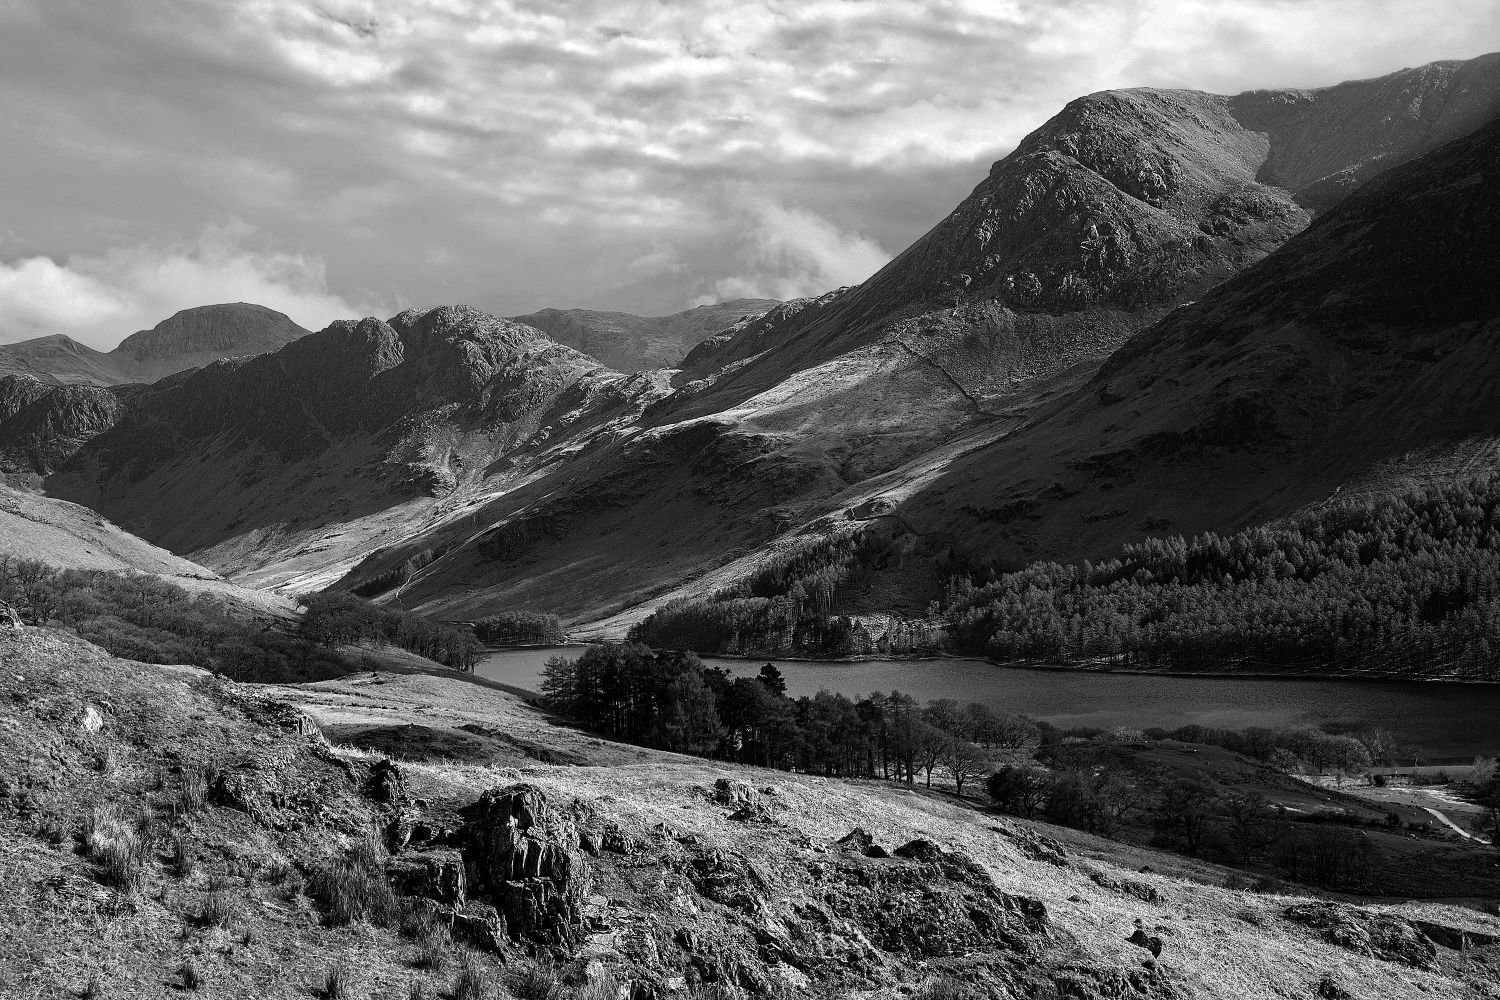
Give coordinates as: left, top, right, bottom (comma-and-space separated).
0, 304, 309, 387
903, 105, 1500, 570
333, 54, 1500, 623
0, 375, 123, 477
457, 784, 592, 949
7, 57, 1497, 628
1284, 902, 1438, 969
20, 305, 659, 593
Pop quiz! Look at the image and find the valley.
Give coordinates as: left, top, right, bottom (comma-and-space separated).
471, 648, 1500, 763
2, 39, 1500, 1000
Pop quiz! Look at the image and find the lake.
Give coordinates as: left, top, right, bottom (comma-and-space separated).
474, 647, 1500, 762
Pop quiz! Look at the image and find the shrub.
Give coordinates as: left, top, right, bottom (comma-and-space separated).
84, 805, 147, 892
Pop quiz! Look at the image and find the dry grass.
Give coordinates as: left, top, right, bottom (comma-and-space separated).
510, 963, 563, 1000
83, 804, 147, 893
450, 952, 494, 1000
321, 961, 358, 1000
179, 957, 203, 991
169, 832, 195, 879
573, 974, 622, 1000
400, 901, 452, 972
309, 857, 399, 927
175, 765, 211, 816
195, 890, 237, 929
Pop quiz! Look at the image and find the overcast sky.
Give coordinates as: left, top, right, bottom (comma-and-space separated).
1, 0, 1497, 348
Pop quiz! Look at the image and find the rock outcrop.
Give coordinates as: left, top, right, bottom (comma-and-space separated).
1284, 902, 1438, 969
457, 784, 592, 950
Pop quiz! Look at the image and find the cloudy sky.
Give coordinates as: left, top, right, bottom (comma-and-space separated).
1, 0, 1497, 347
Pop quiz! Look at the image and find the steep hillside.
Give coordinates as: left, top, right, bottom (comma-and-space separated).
41, 306, 666, 593
5, 56, 1495, 628
334, 55, 1500, 624
513, 298, 777, 371
0, 485, 296, 618
898, 103, 1500, 572
3, 628, 1497, 999
0, 375, 123, 483
0, 303, 309, 386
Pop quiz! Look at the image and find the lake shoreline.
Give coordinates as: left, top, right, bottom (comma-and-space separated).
546, 643, 1500, 687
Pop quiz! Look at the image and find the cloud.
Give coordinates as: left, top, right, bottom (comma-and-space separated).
0, 222, 374, 347
1, 0, 1497, 327
695, 195, 891, 304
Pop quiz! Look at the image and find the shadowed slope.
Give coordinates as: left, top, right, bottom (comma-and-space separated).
897, 108, 1500, 570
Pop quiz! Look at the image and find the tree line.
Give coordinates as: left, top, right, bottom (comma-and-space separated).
299, 592, 482, 670
539, 641, 1028, 790
0, 556, 481, 681
471, 610, 565, 645
945, 476, 1500, 679
628, 532, 942, 657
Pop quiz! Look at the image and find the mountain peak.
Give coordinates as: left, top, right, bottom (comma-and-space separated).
114, 302, 308, 363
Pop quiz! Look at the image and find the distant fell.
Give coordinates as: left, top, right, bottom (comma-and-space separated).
0, 302, 310, 386
512, 298, 777, 371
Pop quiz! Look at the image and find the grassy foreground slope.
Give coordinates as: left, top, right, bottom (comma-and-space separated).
3, 627, 1499, 998
0, 484, 295, 620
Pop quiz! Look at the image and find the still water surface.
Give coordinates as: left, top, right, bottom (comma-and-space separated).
475, 647, 1500, 761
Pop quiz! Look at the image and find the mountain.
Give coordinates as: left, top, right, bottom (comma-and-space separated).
894, 105, 1500, 571
37, 305, 665, 592
511, 298, 778, 371
0, 302, 309, 386
336, 54, 1500, 623
3, 55, 1496, 628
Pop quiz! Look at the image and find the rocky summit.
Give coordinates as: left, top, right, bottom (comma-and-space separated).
0, 303, 310, 387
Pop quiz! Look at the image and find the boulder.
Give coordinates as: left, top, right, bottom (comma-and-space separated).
834, 828, 889, 858
1126, 928, 1164, 957
366, 759, 407, 804
893, 839, 943, 863
1284, 902, 1437, 969
1413, 919, 1500, 951
388, 850, 467, 906
77, 705, 104, 733
458, 784, 591, 949
711, 778, 756, 807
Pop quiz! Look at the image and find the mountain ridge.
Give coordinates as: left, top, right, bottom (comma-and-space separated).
1, 53, 1496, 629
0, 302, 310, 386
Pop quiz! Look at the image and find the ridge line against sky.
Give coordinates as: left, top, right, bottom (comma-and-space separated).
2, 0, 1498, 349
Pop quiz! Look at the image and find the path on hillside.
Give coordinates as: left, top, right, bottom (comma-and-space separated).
1423, 806, 1491, 844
